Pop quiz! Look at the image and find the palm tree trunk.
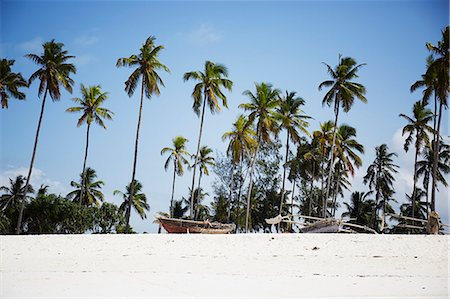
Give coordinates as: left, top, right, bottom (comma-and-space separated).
245, 146, 258, 232
195, 170, 203, 220
227, 163, 236, 223
280, 131, 290, 214
309, 161, 315, 216
430, 102, 443, 212
412, 141, 419, 219
15, 88, 48, 234
291, 178, 295, 217
332, 168, 340, 217
325, 101, 340, 207
190, 94, 207, 219
125, 81, 145, 233
235, 155, 244, 231
170, 161, 176, 218
79, 123, 91, 206
320, 155, 326, 218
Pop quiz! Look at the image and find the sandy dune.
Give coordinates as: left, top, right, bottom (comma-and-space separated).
1, 234, 449, 298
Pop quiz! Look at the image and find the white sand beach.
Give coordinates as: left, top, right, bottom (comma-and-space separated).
1, 234, 449, 298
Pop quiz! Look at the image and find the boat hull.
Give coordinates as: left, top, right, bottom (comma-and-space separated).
157, 217, 235, 234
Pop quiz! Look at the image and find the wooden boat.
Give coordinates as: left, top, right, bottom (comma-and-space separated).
156, 216, 236, 234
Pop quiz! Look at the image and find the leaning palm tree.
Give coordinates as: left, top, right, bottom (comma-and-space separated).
363, 144, 399, 231
239, 82, 281, 232
66, 84, 113, 206
423, 27, 449, 212
114, 180, 150, 220
399, 101, 433, 218
0, 58, 28, 109
222, 115, 257, 224
66, 167, 105, 207
161, 136, 190, 217
116, 36, 169, 232
274, 91, 310, 214
183, 61, 232, 218
318, 55, 367, 204
194, 145, 215, 201
16, 40, 76, 234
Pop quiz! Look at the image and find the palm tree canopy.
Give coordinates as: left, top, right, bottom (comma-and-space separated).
0, 176, 34, 211
222, 114, 257, 163
116, 36, 170, 98
114, 180, 150, 220
194, 146, 215, 176
399, 101, 434, 152
66, 84, 114, 128
183, 60, 233, 116
0, 59, 28, 109
274, 90, 311, 143
26, 39, 76, 100
66, 167, 105, 206
334, 124, 365, 176
161, 136, 191, 176
312, 120, 335, 156
318, 55, 367, 113
239, 82, 281, 142
417, 142, 450, 189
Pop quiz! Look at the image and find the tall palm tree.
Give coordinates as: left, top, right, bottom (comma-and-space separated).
312, 121, 334, 217
116, 36, 169, 232
424, 27, 449, 212
0, 58, 28, 109
161, 136, 190, 217
363, 144, 399, 231
67, 167, 105, 207
239, 82, 281, 231
194, 146, 215, 203
399, 101, 433, 218
66, 84, 113, 206
114, 180, 150, 220
222, 115, 257, 224
329, 124, 364, 216
183, 61, 232, 218
318, 55, 367, 204
16, 40, 76, 234
0, 176, 34, 212
274, 91, 310, 215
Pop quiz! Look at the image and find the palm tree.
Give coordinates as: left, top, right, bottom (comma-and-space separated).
363, 144, 399, 231
424, 27, 449, 212
16, 40, 76, 234
194, 146, 215, 203
67, 167, 105, 206
114, 180, 150, 220
399, 101, 433, 218
342, 191, 375, 227
0, 59, 28, 109
274, 91, 310, 215
239, 82, 281, 232
416, 142, 450, 215
318, 55, 367, 204
222, 115, 257, 224
0, 176, 34, 212
183, 61, 232, 218
66, 84, 113, 206
116, 36, 169, 232
161, 136, 190, 217
312, 121, 334, 217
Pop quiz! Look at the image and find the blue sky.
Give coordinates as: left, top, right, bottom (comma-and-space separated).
1, 0, 448, 232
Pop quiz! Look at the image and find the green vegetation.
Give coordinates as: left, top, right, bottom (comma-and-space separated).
1, 27, 449, 234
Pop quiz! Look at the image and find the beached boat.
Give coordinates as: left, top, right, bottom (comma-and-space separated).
156, 216, 236, 234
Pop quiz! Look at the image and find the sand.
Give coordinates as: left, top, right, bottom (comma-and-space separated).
1, 234, 449, 298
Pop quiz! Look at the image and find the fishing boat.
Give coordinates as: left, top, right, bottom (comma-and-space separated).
156, 216, 236, 234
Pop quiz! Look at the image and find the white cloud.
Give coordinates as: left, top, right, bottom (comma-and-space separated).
18, 37, 43, 52
187, 24, 222, 45
0, 167, 67, 196
75, 54, 94, 65
74, 34, 99, 47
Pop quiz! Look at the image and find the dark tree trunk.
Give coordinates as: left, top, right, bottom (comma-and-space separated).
227, 163, 236, 223
16, 88, 48, 234
430, 102, 443, 212
190, 94, 207, 219
170, 161, 177, 218
309, 162, 315, 216
195, 170, 203, 220
325, 100, 340, 208
125, 81, 145, 233
411, 137, 419, 219
245, 146, 258, 232
280, 131, 290, 214
79, 123, 91, 206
